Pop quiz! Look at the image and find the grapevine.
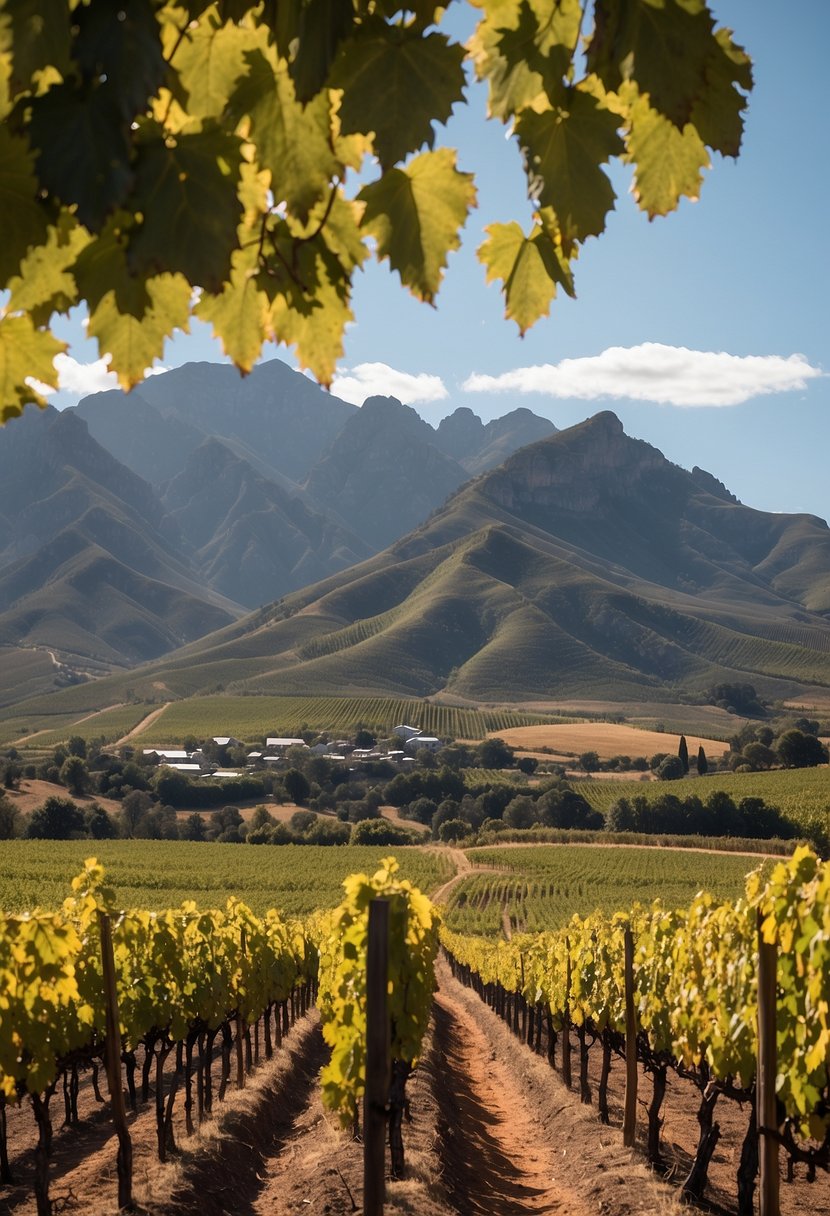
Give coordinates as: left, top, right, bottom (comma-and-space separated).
441, 846, 830, 1204
317, 856, 439, 1175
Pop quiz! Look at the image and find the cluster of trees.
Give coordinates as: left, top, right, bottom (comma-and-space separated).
408, 781, 603, 843
607, 791, 798, 840
707, 683, 768, 717
724, 720, 829, 772
244, 807, 418, 848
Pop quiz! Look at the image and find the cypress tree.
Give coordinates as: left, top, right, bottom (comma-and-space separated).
678, 735, 689, 774
697, 745, 708, 776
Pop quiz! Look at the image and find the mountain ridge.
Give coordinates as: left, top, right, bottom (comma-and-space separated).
8, 411, 828, 717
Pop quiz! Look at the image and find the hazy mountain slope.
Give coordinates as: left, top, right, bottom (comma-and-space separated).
16, 411, 830, 713
75, 360, 356, 486
0, 407, 241, 674
163, 439, 371, 606
0, 541, 235, 666
434, 406, 557, 472
304, 396, 469, 548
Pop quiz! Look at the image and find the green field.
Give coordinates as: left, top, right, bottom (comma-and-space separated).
0, 840, 453, 916
67, 695, 562, 747
572, 767, 830, 833
463, 767, 529, 788
442, 844, 763, 936
13, 703, 154, 748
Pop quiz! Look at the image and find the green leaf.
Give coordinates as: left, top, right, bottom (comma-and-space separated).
479, 219, 574, 335
0, 313, 65, 422
330, 22, 466, 169
197, 254, 269, 372
318, 194, 370, 274
0, 125, 49, 280
516, 90, 624, 242
624, 89, 710, 218
287, 0, 356, 103
176, 14, 258, 120
0, 0, 71, 94
587, 0, 723, 130
87, 272, 191, 389
691, 27, 752, 158
72, 0, 166, 121
267, 240, 353, 387
229, 41, 340, 221
128, 120, 243, 292
73, 213, 150, 317
28, 82, 133, 230
468, 0, 583, 120
359, 148, 476, 303
6, 213, 89, 323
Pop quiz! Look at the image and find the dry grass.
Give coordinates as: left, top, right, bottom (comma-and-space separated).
5, 779, 123, 817
488, 723, 729, 761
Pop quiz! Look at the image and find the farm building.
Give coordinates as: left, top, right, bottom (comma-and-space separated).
404, 735, 442, 752
393, 724, 422, 740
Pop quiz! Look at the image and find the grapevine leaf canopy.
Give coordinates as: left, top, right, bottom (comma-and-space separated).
0, 0, 752, 421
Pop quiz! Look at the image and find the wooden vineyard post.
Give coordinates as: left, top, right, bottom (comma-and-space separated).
98, 911, 134, 1212
364, 899, 390, 1216
756, 912, 780, 1216
623, 926, 638, 1149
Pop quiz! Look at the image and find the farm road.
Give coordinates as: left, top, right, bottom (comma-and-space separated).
115, 701, 172, 744
431, 983, 580, 1215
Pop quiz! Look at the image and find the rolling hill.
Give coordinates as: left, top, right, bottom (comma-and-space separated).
7, 411, 830, 720
0, 407, 240, 684
0, 362, 556, 703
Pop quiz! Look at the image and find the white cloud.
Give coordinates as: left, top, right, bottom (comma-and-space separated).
26, 355, 169, 403
462, 343, 823, 408
331, 361, 448, 406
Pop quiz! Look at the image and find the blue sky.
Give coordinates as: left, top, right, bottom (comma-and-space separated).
52, 1, 828, 520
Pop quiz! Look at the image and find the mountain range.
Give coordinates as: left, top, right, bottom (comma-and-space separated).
5, 409, 829, 720
0, 360, 555, 703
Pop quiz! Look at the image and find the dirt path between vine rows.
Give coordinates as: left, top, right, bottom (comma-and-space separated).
115, 702, 172, 745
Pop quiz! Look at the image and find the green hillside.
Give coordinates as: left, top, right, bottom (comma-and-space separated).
4, 413, 830, 730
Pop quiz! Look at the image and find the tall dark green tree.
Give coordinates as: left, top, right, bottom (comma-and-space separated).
697, 745, 708, 776
678, 735, 689, 774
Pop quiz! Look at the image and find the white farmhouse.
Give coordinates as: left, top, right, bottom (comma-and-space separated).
404, 735, 442, 753
392, 725, 422, 741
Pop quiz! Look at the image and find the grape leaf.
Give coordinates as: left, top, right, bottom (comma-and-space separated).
317, 194, 369, 274
287, 0, 356, 103
7, 213, 89, 323
691, 27, 753, 158
468, 0, 582, 120
229, 42, 340, 222
330, 22, 466, 169
0, 313, 65, 421
587, 0, 722, 130
359, 148, 476, 303
73, 213, 150, 318
128, 120, 243, 292
175, 14, 258, 119
87, 272, 191, 388
516, 90, 624, 242
0, 0, 71, 94
28, 82, 133, 230
72, 0, 166, 121
624, 89, 710, 218
197, 255, 269, 372
267, 241, 353, 386
0, 125, 49, 280
479, 220, 574, 334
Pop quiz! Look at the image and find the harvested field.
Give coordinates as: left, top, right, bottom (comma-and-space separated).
487, 723, 730, 761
